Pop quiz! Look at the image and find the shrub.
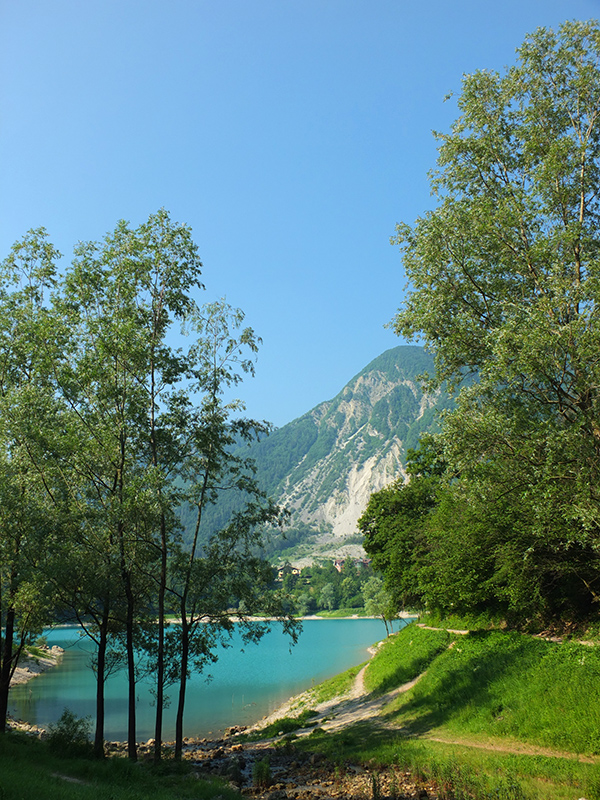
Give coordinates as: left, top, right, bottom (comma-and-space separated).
252, 756, 271, 788
46, 708, 93, 758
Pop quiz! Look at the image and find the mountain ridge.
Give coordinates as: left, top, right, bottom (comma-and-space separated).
187, 345, 451, 564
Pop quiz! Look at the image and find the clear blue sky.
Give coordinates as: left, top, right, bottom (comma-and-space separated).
2, 1, 599, 427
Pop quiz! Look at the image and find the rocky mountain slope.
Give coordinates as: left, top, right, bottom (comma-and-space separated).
190, 345, 451, 564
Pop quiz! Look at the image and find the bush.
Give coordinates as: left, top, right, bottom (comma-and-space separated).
46, 708, 93, 758
252, 756, 271, 788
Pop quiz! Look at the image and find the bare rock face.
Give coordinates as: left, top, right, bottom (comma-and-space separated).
260, 346, 450, 562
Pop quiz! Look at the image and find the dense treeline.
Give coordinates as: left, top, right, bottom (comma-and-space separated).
361, 21, 600, 630
276, 561, 399, 634
280, 561, 368, 612
0, 210, 297, 761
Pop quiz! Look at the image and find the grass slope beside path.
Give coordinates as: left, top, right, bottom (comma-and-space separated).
253, 621, 600, 799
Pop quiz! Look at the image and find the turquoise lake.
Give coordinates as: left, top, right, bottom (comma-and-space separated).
9, 618, 398, 740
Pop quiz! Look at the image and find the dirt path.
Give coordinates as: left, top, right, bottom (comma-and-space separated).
246, 632, 598, 766
422, 735, 598, 764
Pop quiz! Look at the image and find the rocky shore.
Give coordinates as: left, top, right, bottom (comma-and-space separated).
165, 731, 436, 799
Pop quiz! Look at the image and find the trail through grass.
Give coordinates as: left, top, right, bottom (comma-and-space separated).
291, 620, 600, 799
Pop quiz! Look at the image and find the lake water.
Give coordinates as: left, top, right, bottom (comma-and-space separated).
9, 618, 398, 740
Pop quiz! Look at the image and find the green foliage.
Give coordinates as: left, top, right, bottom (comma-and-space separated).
252, 756, 271, 788
359, 441, 443, 610
250, 709, 319, 740
368, 21, 600, 627
270, 560, 376, 615
361, 576, 395, 634
0, 211, 298, 757
46, 708, 94, 759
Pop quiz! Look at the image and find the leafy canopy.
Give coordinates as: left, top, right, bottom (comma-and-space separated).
383, 20, 600, 624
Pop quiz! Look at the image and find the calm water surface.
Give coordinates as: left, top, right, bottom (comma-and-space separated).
9, 618, 398, 740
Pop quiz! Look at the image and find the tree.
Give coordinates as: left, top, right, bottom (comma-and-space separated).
361, 576, 395, 636
359, 438, 443, 611
318, 582, 336, 611
165, 299, 298, 760
0, 212, 299, 752
55, 210, 201, 760
391, 20, 600, 622
0, 230, 63, 732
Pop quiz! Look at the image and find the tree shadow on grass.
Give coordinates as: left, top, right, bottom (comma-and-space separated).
368, 627, 453, 697
302, 720, 406, 763
379, 630, 549, 737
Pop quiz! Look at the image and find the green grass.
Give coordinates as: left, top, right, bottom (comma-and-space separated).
418, 610, 507, 631
245, 708, 320, 740
292, 620, 600, 799
299, 727, 600, 800
363, 625, 452, 694
385, 629, 600, 755
0, 731, 239, 800
24, 645, 48, 660
308, 662, 364, 703
314, 608, 368, 618
296, 725, 600, 800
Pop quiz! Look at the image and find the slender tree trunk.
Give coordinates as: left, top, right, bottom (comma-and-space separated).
153, 513, 167, 764
118, 512, 138, 761
124, 583, 137, 761
0, 606, 15, 733
174, 460, 213, 760
174, 610, 190, 760
93, 608, 110, 758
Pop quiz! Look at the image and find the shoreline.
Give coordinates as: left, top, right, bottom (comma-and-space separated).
10, 645, 64, 688
7, 616, 413, 740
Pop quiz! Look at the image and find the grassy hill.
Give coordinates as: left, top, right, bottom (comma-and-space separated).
284, 621, 600, 799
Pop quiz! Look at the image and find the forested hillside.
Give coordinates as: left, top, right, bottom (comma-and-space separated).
183, 345, 452, 564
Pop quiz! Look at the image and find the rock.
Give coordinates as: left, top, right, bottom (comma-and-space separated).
225, 725, 247, 736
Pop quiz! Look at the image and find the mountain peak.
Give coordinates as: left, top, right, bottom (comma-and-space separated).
249, 345, 450, 564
